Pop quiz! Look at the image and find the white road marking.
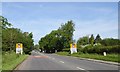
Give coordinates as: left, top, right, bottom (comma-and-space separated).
60, 61, 65, 63
52, 58, 55, 60
76, 67, 85, 70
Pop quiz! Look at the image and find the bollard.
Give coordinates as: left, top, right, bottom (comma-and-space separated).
103, 52, 107, 56
55, 50, 57, 53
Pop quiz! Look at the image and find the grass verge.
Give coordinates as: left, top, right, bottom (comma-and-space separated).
2, 52, 28, 70
56, 52, 120, 63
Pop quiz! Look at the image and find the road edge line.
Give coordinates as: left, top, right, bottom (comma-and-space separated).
55, 54, 119, 66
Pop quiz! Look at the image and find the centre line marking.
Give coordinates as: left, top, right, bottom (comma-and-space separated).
60, 61, 64, 63
76, 67, 85, 70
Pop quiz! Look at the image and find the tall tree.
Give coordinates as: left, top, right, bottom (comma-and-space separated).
2, 16, 34, 54
89, 34, 94, 45
95, 34, 102, 43
38, 20, 75, 53
0, 16, 12, 29
59, 20, 75, 48
29, 32, 33, 38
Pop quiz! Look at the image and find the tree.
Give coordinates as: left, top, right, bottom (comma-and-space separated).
29, 32, 33, 38
77, 36, 89, 49
34, 44, 39, 50
59, 20, 75, 48
89, 34, 94, 45
2, 28, 22, 51
0, 16, 12, 29
95, 34, 102, 43
77, 36, 88, 45
2, 16, 34, 54
38, 20, 75, 53
100, 38, 120, 46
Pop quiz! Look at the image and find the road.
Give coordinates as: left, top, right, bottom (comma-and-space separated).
16, 50, 119, 72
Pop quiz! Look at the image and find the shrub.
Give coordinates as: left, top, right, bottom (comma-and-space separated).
62, 48, 70, 52
79, 45, 120, 54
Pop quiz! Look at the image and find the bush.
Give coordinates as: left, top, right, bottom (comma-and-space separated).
81, 45, 93, 53
79, 45, 120, 54
62, 48, 70, 52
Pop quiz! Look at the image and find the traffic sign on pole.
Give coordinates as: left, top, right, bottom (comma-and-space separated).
16, 43, 23, 54
70, 43, 77, 54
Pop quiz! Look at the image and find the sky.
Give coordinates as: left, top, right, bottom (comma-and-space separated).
2, 2, 118, 44
1, 0, 120, 2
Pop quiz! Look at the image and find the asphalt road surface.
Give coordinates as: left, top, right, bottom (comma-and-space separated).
16, 50, 119, 72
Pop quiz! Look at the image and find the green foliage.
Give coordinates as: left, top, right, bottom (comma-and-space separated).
62, 48, 70, 52
77, 36, 88, 45
95, 34, 102, 43
2, 52, 28, 70
59, 20, 75, 47
56, 52, 120, 62
2, 28, 34, 54
77, 36, 89, 49
80, 45, 120, 54
77, 34, 119, 55
100, 38, 120, 46
39, 20, 75, 53
29, 32, 33, 38
89, 34, 94, 45
0, 16, 12, 29
34, 44, 39, 50
2, 16, 34, 54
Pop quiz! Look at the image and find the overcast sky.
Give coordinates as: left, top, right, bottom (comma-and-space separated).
2, 2, 118, 44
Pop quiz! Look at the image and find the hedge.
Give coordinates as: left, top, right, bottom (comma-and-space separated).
62, 48, 70, 52
80, 45, 120, 54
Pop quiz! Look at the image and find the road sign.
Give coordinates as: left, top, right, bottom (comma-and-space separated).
16, 43, 23, 54
70, 43, 77, 54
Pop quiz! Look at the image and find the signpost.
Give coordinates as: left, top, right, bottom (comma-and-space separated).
70, 43, 77, 54
16, 43, 23, 54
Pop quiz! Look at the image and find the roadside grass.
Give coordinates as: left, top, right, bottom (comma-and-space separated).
2, 52, 28, 70
56, 52, 120, 63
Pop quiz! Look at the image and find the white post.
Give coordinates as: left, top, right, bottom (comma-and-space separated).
55, 50, 57, 53
70, 48, 73, 54
103, 52, 106, 56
